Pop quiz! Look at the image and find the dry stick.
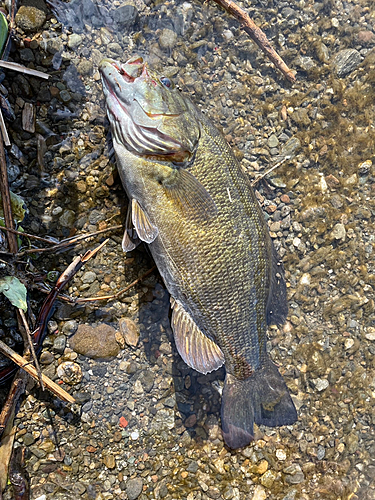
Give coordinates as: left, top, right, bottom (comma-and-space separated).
250, 156, 290, 186
72, 265, 157, 303
18, 309, 44, 391
0, 226, 60, 244
0, 339, 75, 404
211, 0, 296, 83
0, 136, 17, 253
18, 225, 122, 256
0, 61, 49, 79
0, 371, 27, 437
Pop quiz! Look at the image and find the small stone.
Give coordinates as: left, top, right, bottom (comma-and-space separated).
126, 477, 143, 500
365, 327, 375, 341
312, 378, 329, 392
344, 338, 354, 350
15, 5, 46, 31
256, 460, 269, 475
276, 449, 286, 461
22, 432, 35, 446
159, 28, 178, 49
103, 454, 116, 469
59, 209, 75, 227
267, 134, 279, 148
53, 335, 66, 353
81, 271, 97, 284
39, 351, 54, 364
115, 5, 139, 27
62, 320, 78, 336
77, 59, 93, 76
331, 223, 346, 241
131, 431, 139, 440
56, 361, 83, 385
70, 324, 120, 359
118, 318, 140, 347
252, 485, 267, 500
260, 470, 276, 488
185, 414, 197, 427
67, 34, 82, 49
332, 49, 362, 77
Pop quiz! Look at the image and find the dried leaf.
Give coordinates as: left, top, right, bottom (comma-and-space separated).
0, 276, 27, 311
0, 191, 26, 225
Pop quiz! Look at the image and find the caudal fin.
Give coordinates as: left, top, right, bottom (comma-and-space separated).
221, 356, 297, 449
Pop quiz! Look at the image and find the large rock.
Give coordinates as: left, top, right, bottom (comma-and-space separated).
69, 323, 120, 359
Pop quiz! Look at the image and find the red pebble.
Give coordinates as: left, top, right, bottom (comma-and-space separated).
119, 416, 128, 428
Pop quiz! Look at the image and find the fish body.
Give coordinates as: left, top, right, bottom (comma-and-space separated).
99, 56, 297, 448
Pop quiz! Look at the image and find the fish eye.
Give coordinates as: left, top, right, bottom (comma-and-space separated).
160, 77, 172, 88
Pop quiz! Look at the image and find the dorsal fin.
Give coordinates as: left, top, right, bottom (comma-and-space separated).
170, 298, 225, 374
131, 198, 159, 244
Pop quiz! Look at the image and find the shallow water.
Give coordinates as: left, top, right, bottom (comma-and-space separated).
1, 0, 375, 498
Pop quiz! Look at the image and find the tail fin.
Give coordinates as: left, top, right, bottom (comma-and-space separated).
221, 356, 297, 449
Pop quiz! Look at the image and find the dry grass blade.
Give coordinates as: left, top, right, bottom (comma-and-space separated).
211, 0, 296, 82
0, 109, 10, 146
0, 339, 75, 404
250, 157, 290, 186
18, 309, 44, 391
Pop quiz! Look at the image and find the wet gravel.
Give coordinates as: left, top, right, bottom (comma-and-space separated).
0, 0, 375, 498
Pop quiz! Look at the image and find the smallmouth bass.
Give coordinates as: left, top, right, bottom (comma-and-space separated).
99, 55, 297, 449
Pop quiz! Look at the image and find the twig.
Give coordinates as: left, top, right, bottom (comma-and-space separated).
211, 0, 296, 82
251, 156, 289, 186
18, 309, 44, 391
0, 339, 75, 404
0, 134, 17, 253
0, 61, 49, 79
72, 266, 157, 303
17, 225, 122, 256
0, 226, 59, 244
0, 371, 27, 438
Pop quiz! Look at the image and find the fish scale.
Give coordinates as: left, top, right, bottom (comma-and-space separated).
100, 56, 297, 448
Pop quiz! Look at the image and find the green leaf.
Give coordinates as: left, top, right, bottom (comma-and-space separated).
0, 276, 27, 311
0, 12, 8, 58
0, 191, 27, 226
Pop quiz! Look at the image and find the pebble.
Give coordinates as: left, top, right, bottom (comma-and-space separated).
15, 5, 46, 31
126, 477, 143, 500
69, 323, 120, 359
159, 28, 178, 49
67, 34, 82, 49
365, 328, 375, 341
332, 49, 363, 77
118, 317, 140, 347
331, 223, 346, 241
251, 485, 267, 500
312, 378, 329, 392
56, 361, 83, 385
276, 449, 287, 461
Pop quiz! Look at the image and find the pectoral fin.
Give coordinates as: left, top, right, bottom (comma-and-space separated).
163, 169, 217, 222
122, 201, 141, 252
170, 298, 225, 374
132, 198, 159, 244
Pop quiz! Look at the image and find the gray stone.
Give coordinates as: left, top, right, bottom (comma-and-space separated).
81, 271, 97, 284
20, 48, 35, 62
119, 317, 140, 347
331, 223, 346, 241
159, 29, 178, 50
267, 134, 279, 148
62, 320, 78, 336
126, 477, 143, 500
115, 5, 139, 26
59, 209, 75, 227
332, 49, 362, 77
22, 432, 35, 446
53, 335, 66, 354
68, 34, 82, 49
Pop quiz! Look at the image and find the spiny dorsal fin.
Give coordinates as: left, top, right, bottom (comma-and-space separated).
162, 168, 217, 222
131, 198, 159, 244
170, 298, 225, 375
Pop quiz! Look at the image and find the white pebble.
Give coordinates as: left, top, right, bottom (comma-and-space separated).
344, 338, 354, 350
131, 431, 139, 441
276, 449, 286, 461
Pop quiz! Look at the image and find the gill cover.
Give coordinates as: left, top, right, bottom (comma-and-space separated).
99, 56, 200, 159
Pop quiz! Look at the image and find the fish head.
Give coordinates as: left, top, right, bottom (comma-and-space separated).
99, 56, 200, 162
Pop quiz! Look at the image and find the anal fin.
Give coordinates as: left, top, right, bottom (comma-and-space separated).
122, 201, 141, 252
170, 298, 225, 374
132, 198, 158, 244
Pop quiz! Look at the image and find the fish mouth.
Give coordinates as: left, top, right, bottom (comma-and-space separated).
99, 57, 188, 159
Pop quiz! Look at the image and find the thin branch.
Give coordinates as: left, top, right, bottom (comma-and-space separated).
0, 136, 17, 253
0, 226, 59, 244
250, 156, 289, 186
18, 309, 44, 391
0, 371, 27, 438
72, 266, 157, 303
211, 0, 296, 82
0, 339, 75, 404
17, 225, 122, 256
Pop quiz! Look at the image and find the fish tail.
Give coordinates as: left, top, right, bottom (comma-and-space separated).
221, 356, 297, 449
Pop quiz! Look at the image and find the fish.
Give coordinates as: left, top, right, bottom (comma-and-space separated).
99, 55, 297, 449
